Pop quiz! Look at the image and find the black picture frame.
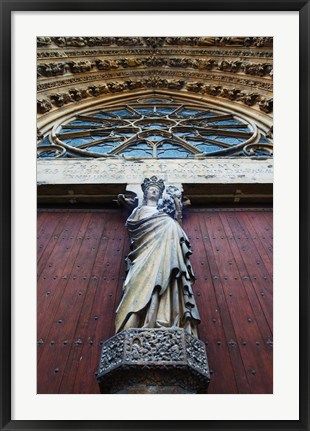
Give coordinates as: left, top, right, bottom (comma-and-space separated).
1, 1, 309, 430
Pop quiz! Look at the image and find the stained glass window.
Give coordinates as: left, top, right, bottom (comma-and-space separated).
38, 96, 272, 159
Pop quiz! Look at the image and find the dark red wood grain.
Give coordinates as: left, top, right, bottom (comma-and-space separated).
37, 209, 273, 394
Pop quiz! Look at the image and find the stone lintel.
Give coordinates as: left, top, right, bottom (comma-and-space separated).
37, 158, 273, 186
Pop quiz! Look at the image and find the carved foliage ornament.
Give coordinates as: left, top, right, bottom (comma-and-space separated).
37, 57, 273, 78
37, 36, 273, 49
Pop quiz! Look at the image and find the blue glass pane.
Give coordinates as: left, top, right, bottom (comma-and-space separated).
195, 144, 223, 153
110, 109, 134, 117
61, 128, 87, 133
208, 119, 241, 125
259, 134, 270, 143
140, 122, 169, 129
253, 149, 271, 156
85, 144, 116, 154
216, 126, 251, 132
202, 135, 244, 145
115, 132, 135, 137
177, 109, 199, 117
174, 132, 196, 139
83, 135, 116, 141
193, 112, 216, 118
92, 112, 117, 119
62, 138, 86, 147
38, 150, 57, 158
120, 143, 153, 157
158, 150, 190, 158
143, 99, 169, 104
154, 108, 176, 115
38, 136, 51, 147
157, 142, 192, 158
63, 136, 119, 148
159, 142, 180, 149
135, 108, 154, 116
68, 120, 102, 126
145, 135, 165, 142
187, 139, 206, 146
217, 136, 244, 145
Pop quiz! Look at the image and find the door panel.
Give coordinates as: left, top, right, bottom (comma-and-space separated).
37, 209, 273, 394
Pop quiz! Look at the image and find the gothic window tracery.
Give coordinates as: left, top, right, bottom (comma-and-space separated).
37, 96, 273, 159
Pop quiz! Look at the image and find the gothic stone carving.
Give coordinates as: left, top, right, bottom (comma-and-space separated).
196, 36, 273, 47
37, 48, 272, 62
88, 84, 109, 96
37, 62, 67, 77
144, 37, 166, 49
52, 37, 89, 47
258, 97, 273, 113
37, 78, 273, 114
37, 69, 272, 93
96, 58, 119, 70
68, 87, 89, 101
49, 92, 73, 107
238, 91, 260, 106
220, 87, 241, 100
37, 51, 68, 59
51, 36, 144, 48
37, 76, 273, 114
67, 60, 93, 73
37, 57, 273, 78
37, 98, 53, 114
37, 36, 52, 47
97, 328, 210, 394
43, 36, 272, 49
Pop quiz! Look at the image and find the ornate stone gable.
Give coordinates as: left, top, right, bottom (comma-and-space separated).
37, 36, 273, 118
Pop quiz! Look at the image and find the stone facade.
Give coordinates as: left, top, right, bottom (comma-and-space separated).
37, 36, 273, 125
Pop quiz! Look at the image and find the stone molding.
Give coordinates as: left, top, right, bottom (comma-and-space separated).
38, 36, 273, 49
37, 48, 273, 61
37, 57, 273, 79
37, 69, 272, 92
37, 76, 272, 114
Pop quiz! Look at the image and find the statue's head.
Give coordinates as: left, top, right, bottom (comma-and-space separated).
141, 176, 165, 203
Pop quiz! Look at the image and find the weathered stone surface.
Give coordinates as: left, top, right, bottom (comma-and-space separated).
37, 158, 273, 185
97, 328, 210, 394
36, 37, 273, 118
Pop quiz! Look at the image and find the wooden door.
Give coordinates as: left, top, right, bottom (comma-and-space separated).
37, 208, 272, 394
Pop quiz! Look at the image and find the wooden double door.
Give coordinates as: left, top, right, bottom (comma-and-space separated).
37, 208, 273, 394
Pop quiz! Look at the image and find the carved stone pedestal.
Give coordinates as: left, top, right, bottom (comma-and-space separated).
97, 328, 210, 394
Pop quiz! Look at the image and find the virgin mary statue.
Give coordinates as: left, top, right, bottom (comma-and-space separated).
115, 176, 201, 337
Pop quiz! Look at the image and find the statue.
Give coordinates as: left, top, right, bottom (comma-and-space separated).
97, 177, 210, 393
115, 176, 201, 337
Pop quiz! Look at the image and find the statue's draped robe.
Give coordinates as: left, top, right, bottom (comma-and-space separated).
115, 206, 200, 335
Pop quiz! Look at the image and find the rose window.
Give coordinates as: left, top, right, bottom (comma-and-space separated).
37, 96, 272, 159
